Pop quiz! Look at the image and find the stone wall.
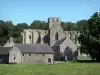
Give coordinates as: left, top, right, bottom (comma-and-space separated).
21, 29, 49, 44
21, 53, 54, 64
9, 47, 22, 64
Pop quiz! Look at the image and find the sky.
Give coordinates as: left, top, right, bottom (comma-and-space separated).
0, 0, 100, 25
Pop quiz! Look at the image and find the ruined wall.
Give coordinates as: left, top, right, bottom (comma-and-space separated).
36, 30, 49, 44
21, 29, 33, 43
21, 29, 49, 44
64, 31, 80, 44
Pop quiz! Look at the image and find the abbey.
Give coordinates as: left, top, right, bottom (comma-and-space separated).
22, 17, 80, 61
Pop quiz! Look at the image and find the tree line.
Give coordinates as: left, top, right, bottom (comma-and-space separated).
0, 12, 100, 62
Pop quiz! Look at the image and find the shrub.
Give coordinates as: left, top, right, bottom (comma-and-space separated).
9, 62, 17, 64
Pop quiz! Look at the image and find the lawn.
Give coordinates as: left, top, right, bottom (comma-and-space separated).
0, 62, 100, 75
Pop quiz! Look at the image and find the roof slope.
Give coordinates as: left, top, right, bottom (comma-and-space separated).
60, 38, 77, 52
54, 38, 66, 46
15, 44, 54, 54
0, 47, 12, 54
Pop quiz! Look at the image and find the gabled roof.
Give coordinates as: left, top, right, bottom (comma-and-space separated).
53, 38, 66, 46
3, 37, 15, 47
0, 47, 13, 55
15, 44, 54, 54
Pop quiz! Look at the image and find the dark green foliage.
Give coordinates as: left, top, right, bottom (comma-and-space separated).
76, 20, 89, 33
13, 23, 29, 37
78, 12, 100, 62
13, 23, 29, 43
61, 21, 77, 31
30, 20, 48, 30
0, 20, 14, 46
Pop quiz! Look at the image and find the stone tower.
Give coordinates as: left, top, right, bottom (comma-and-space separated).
48, 17, 60, 29
49, 17, 66, 47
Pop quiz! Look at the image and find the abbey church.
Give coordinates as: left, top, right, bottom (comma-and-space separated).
21, 17, 80, 61
0, 17, 80, 64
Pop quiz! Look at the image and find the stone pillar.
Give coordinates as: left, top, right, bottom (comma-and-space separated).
77, 45, 81, 56
22, 33, 24, 43
41, 34, 44, 44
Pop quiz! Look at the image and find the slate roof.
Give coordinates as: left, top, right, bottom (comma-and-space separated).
54, 38, 66, 46
15, 44, 54, 54
0, 47, 12, 55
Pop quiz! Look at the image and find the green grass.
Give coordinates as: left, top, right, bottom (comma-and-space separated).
0, 62, 100, 75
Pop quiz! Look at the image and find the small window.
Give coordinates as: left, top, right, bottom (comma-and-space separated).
43, 54, 44, 56
70, 37, 71, 39
23, 54, 24, 56
29, 54, 31, 56
29, 35, 31, 39
55, 32, 58, 40
57, 19, 59, 22
14, 57, 16, 60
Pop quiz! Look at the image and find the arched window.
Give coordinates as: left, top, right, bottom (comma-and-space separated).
55, 32, 58, 40
14, 57, 16, 60
48, 58, 51, 63
29, 35, 31, 39
57, 19, 59, 22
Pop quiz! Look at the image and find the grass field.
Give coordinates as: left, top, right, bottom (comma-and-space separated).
0, 62, 100, 75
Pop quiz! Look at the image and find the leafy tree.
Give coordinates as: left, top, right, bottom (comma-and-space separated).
79, 12, 100, 62
30, 20, 48, 30
76, 20, 89, 32
61, 21, 76, 31
13, 23, 29, 43
0, 20, 14, 46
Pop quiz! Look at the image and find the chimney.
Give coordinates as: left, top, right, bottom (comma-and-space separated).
9, 37, 14, 43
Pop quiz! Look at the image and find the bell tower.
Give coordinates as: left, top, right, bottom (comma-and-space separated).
48, 17, 60, 29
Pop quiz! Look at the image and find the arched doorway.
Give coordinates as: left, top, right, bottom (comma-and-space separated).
48, 58, 51, 63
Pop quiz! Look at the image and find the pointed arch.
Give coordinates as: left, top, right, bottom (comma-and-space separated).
55, 32, 58, 40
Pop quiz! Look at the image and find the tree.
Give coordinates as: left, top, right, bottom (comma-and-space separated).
13, 23, 29, 43
30, 20, 48, 30
61, 21, 76, 31
78, 12, 100, 62
0, 20, 14, 46
76, 20, 89, 32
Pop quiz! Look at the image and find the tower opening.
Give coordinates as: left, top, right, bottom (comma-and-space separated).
55, 32, 58, 40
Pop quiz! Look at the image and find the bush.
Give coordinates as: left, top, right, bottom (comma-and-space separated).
9, 62, 17, 64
